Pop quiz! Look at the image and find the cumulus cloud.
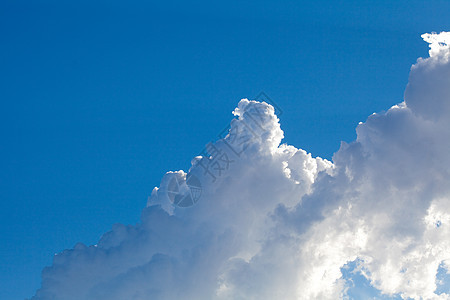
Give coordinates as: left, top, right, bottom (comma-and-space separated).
32, 32, 450, 300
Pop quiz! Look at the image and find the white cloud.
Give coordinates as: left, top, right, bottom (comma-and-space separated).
32, 32, 450, 300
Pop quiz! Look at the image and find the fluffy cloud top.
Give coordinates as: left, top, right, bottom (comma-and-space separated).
32, 32, 450, 300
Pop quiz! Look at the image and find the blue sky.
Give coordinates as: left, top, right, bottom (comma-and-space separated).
1, 1, 449, 299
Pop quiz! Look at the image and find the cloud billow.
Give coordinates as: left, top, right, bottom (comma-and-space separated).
32, 32, 450, 300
